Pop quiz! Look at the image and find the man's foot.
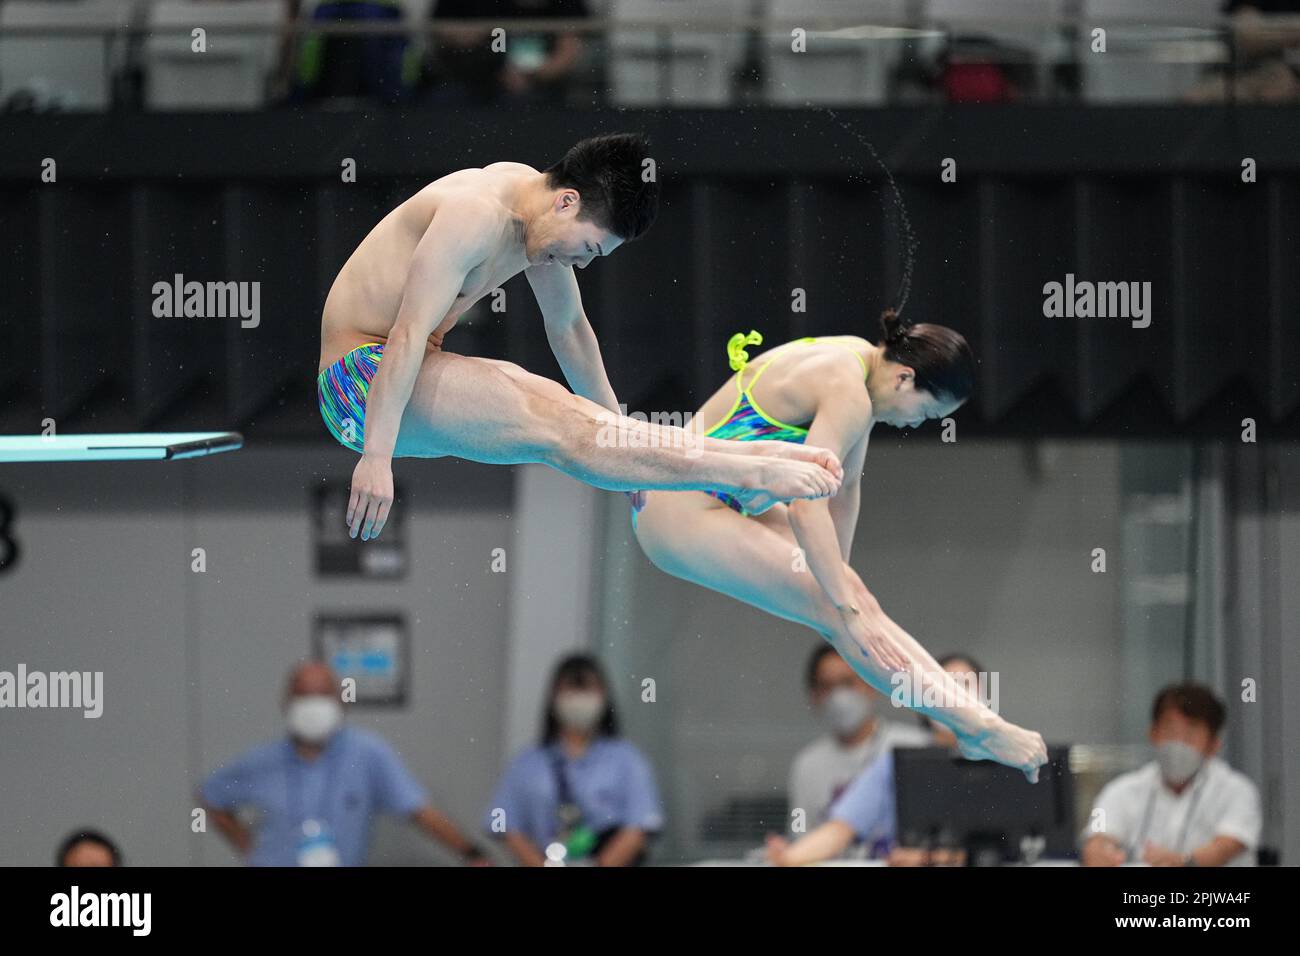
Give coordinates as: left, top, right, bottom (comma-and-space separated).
731, 458, 840, 515
957, 719, 1048, 783
732, 440, 844, 482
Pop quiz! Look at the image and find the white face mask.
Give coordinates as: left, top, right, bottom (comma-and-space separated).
287, 695, 343, 745
823, 687, 873, 737
1156, 740, 1206, 787
555, 691, 605, 733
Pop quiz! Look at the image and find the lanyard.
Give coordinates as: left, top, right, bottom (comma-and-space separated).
549, 747, 584, 834
1129, 770, 1205, 860
287, 742, 343, 833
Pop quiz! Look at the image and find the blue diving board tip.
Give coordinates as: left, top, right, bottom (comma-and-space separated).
0, 432, 244, 463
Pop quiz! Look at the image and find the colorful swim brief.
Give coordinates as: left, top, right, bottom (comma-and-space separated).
317, 342, 384, 454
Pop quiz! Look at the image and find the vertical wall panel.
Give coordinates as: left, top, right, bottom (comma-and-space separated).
979, 179, 1074, 420
0, 189, 41, 430
130, 185, 225, 426
1070, 178, 1156, 420
38, 187, 132, 425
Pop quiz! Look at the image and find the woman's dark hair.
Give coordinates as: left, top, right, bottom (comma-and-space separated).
878, 309, 975, 404
541, 653, 619, 743
56, 828, 122, 866
544, 133, 660, 241
1151, 682, 1226, 736
936, 652, 985, 676
805, 642, 841, 691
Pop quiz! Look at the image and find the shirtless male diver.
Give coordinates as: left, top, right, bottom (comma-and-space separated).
317, 133, 843, 539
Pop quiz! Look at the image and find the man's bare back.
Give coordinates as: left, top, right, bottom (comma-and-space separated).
319, 163, 544, 374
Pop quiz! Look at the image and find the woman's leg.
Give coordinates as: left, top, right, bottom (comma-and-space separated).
634, 494, 1047, 779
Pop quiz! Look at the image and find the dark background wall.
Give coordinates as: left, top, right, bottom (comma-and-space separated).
2, 106, 1298, 443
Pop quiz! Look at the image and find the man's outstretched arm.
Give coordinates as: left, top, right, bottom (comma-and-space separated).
526, 263, 621, 415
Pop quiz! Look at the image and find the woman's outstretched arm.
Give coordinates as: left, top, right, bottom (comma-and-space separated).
785, 365, 910, 671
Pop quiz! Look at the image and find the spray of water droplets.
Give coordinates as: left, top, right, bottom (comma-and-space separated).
809, 101, 918, 318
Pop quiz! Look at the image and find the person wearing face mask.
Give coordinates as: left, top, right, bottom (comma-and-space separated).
200, 660, 485, 866
1081, 682, 1261, 867
770, 654, 982, 866
484, 654, 663, 866
787, 644, 930, 829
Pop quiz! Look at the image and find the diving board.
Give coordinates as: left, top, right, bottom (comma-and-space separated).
0, 432, 243, 463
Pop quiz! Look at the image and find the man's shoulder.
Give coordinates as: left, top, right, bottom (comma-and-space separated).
1098, 761, 1158, 800
482, 160, 541, 177
431, 165, 530, 217
429, 186, 509, 232
1206, 757, 1259, 799
880, 721, 932, 748
793, 735, 837, 769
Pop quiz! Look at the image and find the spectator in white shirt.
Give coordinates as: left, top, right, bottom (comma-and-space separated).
1081, 682, 1261, 867
770, 653, 981, 866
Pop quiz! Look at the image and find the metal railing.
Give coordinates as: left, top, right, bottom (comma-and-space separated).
0, 11, 1291, 111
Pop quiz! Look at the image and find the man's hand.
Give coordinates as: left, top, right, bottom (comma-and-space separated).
1082, 835, 1127, 867
1142, 842, 1187, 867
348, 454, 394, 540
502, 65, 534, 95
764, 834, 790, 865
887, 846, 929, 867
206, 806, 253, 858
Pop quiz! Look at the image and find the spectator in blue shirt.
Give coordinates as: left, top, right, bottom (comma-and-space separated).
200, 660, 484, 866
484, 653, 663, 866
767, 653, 983, 866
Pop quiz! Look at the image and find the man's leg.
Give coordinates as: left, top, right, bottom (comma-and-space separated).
395, 350, 838, 508
479, 357, 843, 475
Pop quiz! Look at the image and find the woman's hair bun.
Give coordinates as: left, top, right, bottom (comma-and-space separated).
880, 308, 908, 344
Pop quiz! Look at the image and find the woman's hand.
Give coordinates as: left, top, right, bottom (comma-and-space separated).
348, 454, 394, 540
842, 604, 911, 673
